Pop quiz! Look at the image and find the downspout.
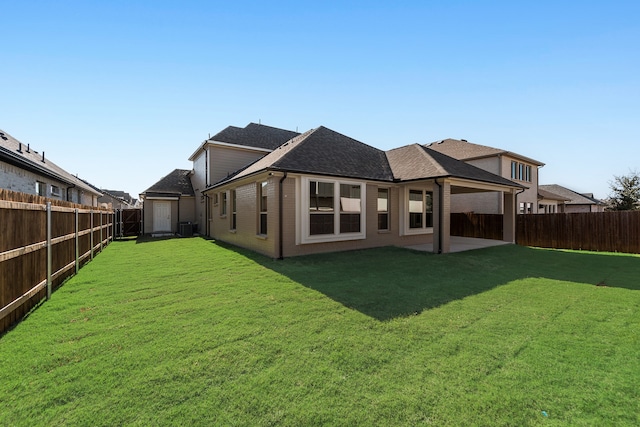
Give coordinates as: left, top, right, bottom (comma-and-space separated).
66, 183, 76, 202
513, 187, 526, 244
434, 179, 443, 254
278, 171, 288, 260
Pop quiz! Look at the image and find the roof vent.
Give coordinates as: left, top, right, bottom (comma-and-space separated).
26, 143, 30, 153
17, 142, 23, 153
42, 151, 45, 163
461, 139, 467, 142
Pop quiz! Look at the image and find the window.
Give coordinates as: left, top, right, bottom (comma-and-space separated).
301, 177, 366, 243
519, 202, 525, 214
526, 202, 533, 214
340, 184, 361, 233
231, 190, 237, 230
213, 193, 218, 206
309, 181, 335, 235
525, 165, 532, 182
408, 189, 433, 230
377, 188, 389, 230
511, 161, 518, 179
518, 163, 524, 181
259, 181, 267, 235
50, 185, 60, 197
36, 181, 46, 197
220, 192, 227, 216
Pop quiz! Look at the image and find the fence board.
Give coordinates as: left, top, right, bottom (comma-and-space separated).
0, 189, 114, 334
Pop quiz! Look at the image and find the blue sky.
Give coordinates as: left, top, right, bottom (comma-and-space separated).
3, 1, 639, 199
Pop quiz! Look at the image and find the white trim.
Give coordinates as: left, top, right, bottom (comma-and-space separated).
401, 186, 434, 236
145, 196, 179, 201
298, 176, 367, 244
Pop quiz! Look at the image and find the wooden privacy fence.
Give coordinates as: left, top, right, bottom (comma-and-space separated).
451, 211, 640, 254
517, 211, 640, 254
0, 189, 114, 334
450, 213, 504, 240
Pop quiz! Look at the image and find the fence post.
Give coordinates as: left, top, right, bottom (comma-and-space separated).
46, 202, 52, 300
90, 209, 94, 260
75, 208, 79, 274
100, 210, 103, 252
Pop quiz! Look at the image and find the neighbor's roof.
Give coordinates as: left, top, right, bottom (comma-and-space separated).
0, 129, 101, 195
538, 188, 571, 202
189, 123, 300, 160
141, 169, 194, 197
426, 138, 544, 166
386, 144, 525, 189
539, 184, 603, 205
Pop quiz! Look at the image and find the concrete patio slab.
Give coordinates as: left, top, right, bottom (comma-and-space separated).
404, 236, 511, 253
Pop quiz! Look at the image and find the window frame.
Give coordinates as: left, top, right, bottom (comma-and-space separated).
299, 176, 366, 244
220, 192, 227, 216
36, 181, 46, 197
258, 181, 268, 236
402, 187, 434, 235
230, 190, 237, 230
377, 187, 389, 231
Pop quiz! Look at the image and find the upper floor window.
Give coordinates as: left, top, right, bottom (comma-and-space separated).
511, 161, 518, 180
511, 161, 532, 182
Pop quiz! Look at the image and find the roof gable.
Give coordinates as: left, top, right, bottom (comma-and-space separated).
386, 144, 525, 188
209, 123, 300, 150
426, 138, 544, 166
142, 169, 194, 196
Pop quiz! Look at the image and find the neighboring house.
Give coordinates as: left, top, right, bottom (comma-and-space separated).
101, 190, 137, 208
0, 129, 100, 205
188, 123, 300, 234
539, 184, 605, 213
426, 138, 544, 214
139, 169, 195, 234
98, 190, 136, 210
201, 126, 524, 258
537, 188, 571, 213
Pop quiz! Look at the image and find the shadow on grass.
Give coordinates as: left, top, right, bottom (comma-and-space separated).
212, 240, 640, 321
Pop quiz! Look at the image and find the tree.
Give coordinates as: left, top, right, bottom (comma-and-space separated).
607, 170, 640, 211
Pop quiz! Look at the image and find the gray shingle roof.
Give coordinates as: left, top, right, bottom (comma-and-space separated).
142, 169, 194, 196
214, 127, 394, 185
0, 129, 101, 195
426, 138, 544, 166
210, 123, 300, 150
209, 127, 523, 191
539, 184, 602, 205
538, 188, 571, 201
386, 144, 525, 188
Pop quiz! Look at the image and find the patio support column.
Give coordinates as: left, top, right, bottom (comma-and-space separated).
433, 180, 451, 254
503, 191, 516, 243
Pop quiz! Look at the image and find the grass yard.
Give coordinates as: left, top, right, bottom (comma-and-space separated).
1, 238, 639, 426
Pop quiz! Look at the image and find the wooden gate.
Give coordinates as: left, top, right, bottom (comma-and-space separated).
116, 209, 142, 237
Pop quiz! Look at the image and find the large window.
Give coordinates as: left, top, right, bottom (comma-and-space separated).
231, 190, 237, 230
377, 188, 389, 230
309, 181, 334, 235
340, 184, 361, 233
302, 177, 366, 243
408, 189, 433, 231
259, 181, 267, 235
511, 161, 532, 183
511, 161, 518, 179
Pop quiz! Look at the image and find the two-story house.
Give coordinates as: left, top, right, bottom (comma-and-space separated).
426, 139, 544, 214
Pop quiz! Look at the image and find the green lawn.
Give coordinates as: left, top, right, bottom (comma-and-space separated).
1, 238, 639, 426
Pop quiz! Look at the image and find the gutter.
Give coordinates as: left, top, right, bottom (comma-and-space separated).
278, 171, 288, 260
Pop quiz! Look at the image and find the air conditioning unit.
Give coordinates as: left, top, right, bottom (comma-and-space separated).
178, 222, 193, 237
